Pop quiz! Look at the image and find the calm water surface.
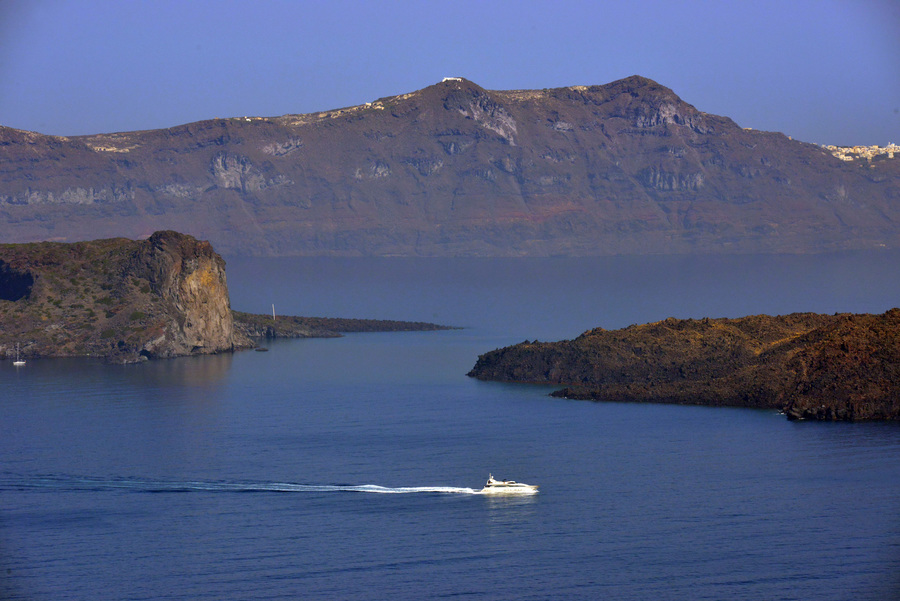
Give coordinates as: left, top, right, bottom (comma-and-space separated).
2, 253, 900, 600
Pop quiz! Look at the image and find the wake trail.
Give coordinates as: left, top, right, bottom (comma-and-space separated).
0, 474, 479, 495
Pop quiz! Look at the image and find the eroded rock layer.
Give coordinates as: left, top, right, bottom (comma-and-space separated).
2, 77, 899, 256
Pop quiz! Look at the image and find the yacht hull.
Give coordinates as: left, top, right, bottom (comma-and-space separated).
479, 474, 538, 494
479, 485, 539, 495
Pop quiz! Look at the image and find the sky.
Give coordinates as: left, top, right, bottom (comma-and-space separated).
0, 0, 898, 146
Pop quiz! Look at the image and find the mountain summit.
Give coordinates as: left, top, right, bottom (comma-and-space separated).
1, 76, 898, 256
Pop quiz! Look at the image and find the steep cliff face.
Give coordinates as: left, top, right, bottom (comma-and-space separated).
1, 76, 899, 256
0, 231, 242, 360
128, 231, 237, 358
468, 310, 900, 421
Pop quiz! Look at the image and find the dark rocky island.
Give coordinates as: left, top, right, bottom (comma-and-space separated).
0, 231, 449, 362
1, 76, 899, 257
468, 310, 900, 421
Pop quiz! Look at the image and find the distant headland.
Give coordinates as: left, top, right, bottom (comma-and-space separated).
0, 231, 450, 363
468, 310, 900, 421
2, 76, 899, 257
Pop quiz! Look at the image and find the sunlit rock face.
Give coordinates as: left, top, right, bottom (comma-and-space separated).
130, 230, 237, 358
0, 231, 241, 361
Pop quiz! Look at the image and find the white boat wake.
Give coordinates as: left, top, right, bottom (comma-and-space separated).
1, 474, 480, 495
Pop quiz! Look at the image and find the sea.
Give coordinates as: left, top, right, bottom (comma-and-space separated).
2, 252, 900, 600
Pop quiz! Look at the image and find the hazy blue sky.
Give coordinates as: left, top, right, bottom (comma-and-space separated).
1, 0, 898, 145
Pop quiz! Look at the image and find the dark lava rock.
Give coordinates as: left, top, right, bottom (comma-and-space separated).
232, 311, 452, 339
469, 310, 900, 421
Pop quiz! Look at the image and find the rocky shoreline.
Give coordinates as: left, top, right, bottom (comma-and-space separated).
233, 311, 452, 341
0, 231, 451, 363
468, 310, 900, 421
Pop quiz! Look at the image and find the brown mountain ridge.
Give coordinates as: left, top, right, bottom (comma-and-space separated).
1, 76, 899, 256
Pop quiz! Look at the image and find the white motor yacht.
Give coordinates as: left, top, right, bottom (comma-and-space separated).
479, 474, 538, 494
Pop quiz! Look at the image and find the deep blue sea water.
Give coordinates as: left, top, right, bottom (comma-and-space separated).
2, 253, 900, 600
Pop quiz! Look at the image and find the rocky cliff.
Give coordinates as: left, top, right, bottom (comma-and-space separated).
129, 230, 237, 357
0, 231, 241, 360
0, 231, 455, 361
468, 310, 900, 421
2, 76, 899, 256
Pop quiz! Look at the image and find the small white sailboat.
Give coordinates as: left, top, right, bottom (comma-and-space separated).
13, 343, 26, 367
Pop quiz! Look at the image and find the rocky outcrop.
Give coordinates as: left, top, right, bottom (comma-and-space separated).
780, 311, 900, 420
0, 231, 456, 361
128, 231, 238, 358
1, 76, 899, 257
0, 231, 242, 361
468, 310, 900, 421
